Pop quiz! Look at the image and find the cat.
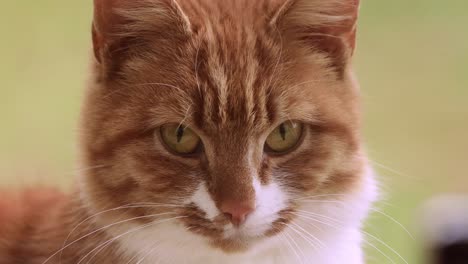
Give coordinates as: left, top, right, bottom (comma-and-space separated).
0, 0, 377, 263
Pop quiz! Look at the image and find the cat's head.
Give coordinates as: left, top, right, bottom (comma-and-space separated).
80, 0, 370, 254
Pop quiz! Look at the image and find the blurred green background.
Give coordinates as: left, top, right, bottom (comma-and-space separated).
0, 0, 467, 263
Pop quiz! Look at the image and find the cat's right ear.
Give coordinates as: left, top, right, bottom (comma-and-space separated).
92, 0, 191, 64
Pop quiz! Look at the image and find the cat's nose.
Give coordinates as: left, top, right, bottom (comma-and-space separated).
221, 200, 255, 227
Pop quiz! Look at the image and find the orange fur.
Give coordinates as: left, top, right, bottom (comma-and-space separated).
1, 0, 374, 263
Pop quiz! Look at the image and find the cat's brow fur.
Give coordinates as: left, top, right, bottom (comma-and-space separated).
0, 0, 376, 263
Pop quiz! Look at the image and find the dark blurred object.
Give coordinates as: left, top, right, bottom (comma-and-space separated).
434, 240, 468, 264
420, 195, 468, 264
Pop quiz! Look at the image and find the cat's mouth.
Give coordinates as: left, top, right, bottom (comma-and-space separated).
179, 205, 294, 252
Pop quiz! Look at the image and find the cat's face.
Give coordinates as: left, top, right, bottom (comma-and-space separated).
81, 0, 368, 253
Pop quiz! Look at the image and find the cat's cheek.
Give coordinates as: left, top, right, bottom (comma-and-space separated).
116, 138, 203, 201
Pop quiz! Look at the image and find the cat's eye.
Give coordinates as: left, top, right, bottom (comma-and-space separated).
160, 124, 201, 155
265, 121, 303, 154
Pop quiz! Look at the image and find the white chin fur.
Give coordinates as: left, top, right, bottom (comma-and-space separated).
116, 166, 377, 264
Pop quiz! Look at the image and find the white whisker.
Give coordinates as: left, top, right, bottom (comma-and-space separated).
135, 245, 160, 264
77, 216, 187, 264
286, 229, 307, 264
46, 209, 180, 264
291, 221, 326, 248
296, 209, 344, 225
363, 231, 408, 264
293, 212, 338, 229
281, 231, 303, 264
369, 160, 408, 178
293, 193, 347, 201
286, 223, 321, 252
293, 212, 324, 231
294, 212, 406, 264
370, 208, 414, 240
363, 240, 396, 264
297, 196, 414, 241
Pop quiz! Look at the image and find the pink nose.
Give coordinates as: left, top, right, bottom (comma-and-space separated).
221, 201, 255, 227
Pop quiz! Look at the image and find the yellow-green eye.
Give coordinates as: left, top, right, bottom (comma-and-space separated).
265, 121, 303, 153
160, 124, 201, 155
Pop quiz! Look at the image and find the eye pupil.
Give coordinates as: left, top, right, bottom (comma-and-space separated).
176, 126, 184, 143
279, 124, 287, 140
160, 123, 201, 155
265, 121, 303, 154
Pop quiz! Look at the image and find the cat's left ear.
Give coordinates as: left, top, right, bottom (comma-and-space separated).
92, 0, 192, 64
271, 0, 360, 75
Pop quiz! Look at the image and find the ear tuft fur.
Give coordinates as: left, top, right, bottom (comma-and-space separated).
273, 0, 360, 76
92, 0, 191, 64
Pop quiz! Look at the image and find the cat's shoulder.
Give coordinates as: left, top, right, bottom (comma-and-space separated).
0, 187, 67, 239
0, 188, 65, 218
0, 187, 69, 262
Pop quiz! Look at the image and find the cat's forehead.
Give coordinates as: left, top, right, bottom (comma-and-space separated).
178, 0, 283, 27
115, 0, 352, 136
138, 31, 336, 136
189, 28, 283, 132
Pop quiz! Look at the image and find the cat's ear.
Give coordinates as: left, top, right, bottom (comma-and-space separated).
272, 0, 360, 75
92, 0, 191, 64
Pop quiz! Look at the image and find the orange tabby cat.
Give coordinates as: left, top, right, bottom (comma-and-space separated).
0, 0, 376, 263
